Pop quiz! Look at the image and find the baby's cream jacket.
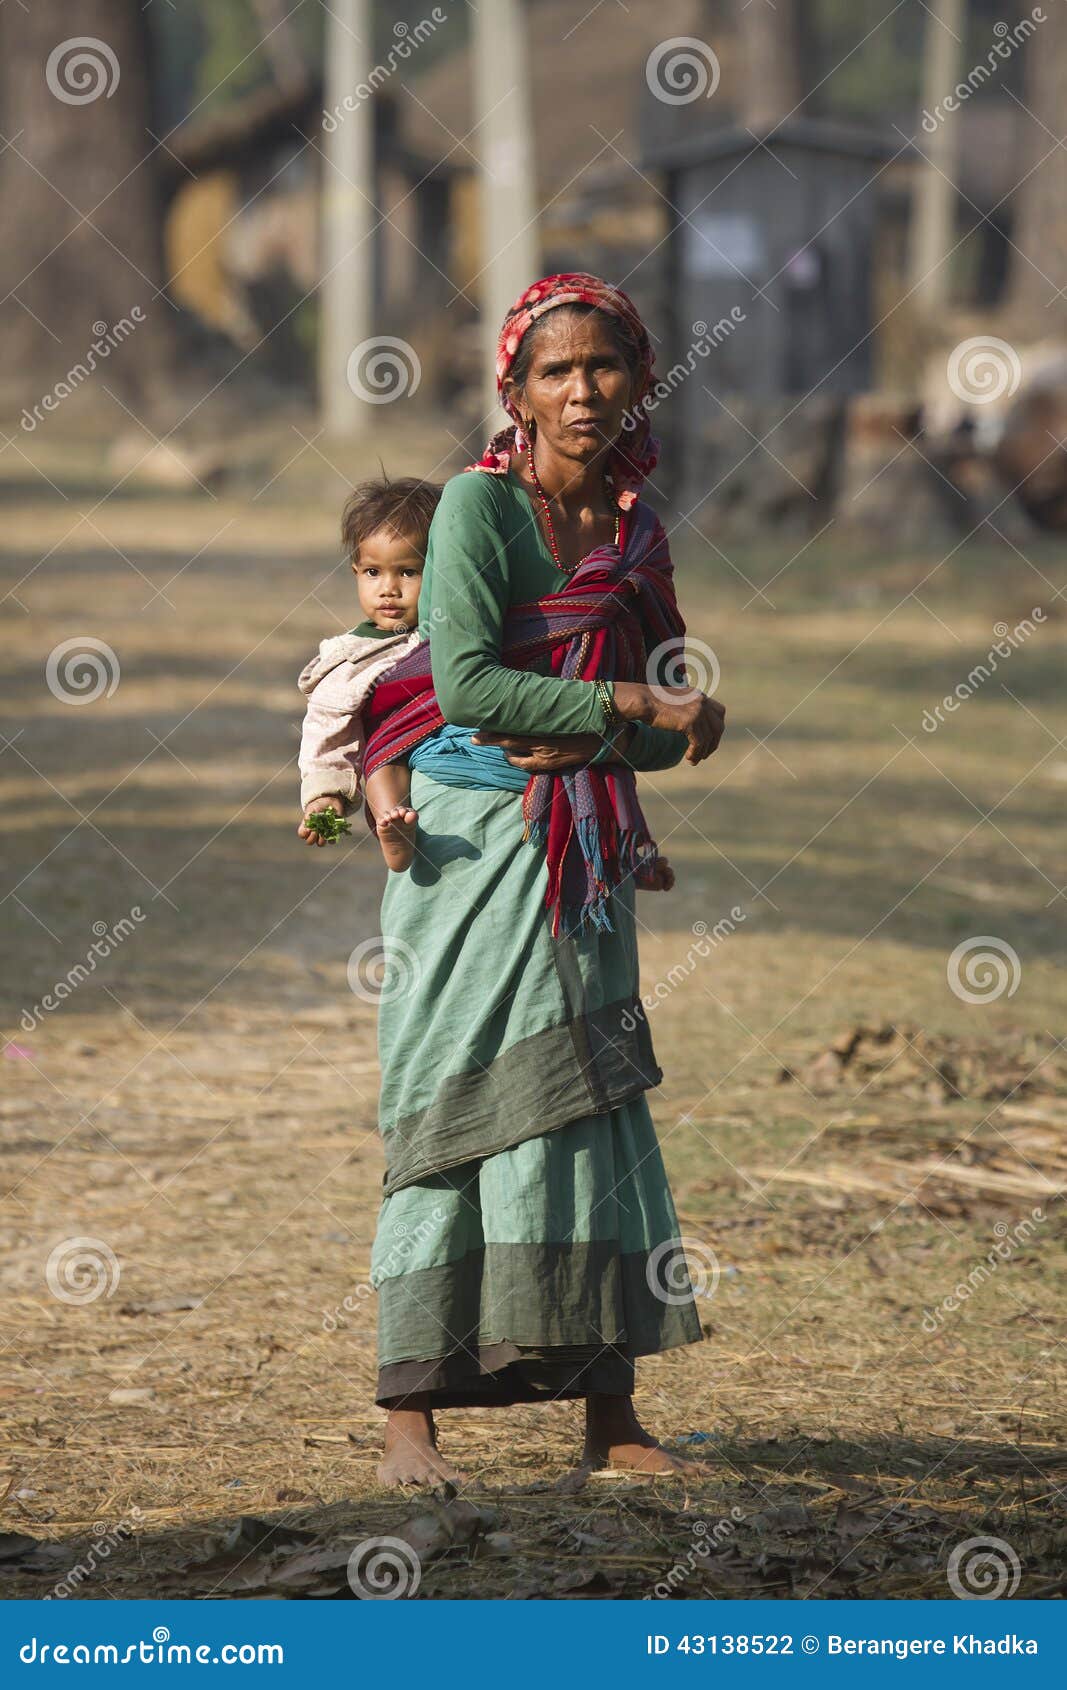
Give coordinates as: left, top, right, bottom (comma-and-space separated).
297, 626, 423, 812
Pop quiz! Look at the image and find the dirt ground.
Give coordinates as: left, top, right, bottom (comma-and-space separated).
1, 434, 1065, 1600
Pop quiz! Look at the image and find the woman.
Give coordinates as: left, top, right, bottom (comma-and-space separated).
362, 273, 726, 1486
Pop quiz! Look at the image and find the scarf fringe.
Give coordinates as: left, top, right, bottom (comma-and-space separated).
527, 807, 660, 938
557, 892, 617, 940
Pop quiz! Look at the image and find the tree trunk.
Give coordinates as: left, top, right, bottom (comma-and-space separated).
473, 0, 538, 425
1005, 0, 1067, 332
910, 0, 964, 319
0, 0, 175, 413
732, 0, 806, 130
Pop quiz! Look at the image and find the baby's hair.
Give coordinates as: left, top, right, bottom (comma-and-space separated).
341, 476, 443, 562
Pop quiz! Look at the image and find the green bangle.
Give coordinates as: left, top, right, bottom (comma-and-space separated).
593, 677, 618, 729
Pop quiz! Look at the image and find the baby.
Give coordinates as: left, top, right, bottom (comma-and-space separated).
296, 474, 675, 890
297, 476, 435, 873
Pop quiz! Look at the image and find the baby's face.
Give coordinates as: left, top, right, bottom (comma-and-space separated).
353, 526, 424, 631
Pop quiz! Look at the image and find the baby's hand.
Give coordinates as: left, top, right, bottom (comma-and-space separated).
298, 796, 346, 847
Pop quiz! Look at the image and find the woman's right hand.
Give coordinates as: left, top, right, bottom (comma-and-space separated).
612, 681, 726, 765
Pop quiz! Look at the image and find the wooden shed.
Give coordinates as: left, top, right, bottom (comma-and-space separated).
642, 117, 897, 510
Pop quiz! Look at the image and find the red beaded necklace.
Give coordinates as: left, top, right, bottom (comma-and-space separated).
527, 448, 621, 573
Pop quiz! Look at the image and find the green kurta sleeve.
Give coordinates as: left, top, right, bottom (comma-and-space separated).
424, 470, 614, 737
619, 720, 690, 771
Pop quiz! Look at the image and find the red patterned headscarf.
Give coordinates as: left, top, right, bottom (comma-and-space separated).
468, 272, 660, 509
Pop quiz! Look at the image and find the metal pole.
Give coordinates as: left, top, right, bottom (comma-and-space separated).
319, 0, 374, 434
473, 0, 539, 428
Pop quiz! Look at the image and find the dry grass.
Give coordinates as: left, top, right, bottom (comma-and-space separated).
1, 447, 1064, 1599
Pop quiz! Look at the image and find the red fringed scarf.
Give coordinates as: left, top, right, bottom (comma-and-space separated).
362, 499, 684, 938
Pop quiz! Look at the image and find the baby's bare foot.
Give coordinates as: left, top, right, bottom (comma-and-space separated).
376, 805, 418, 872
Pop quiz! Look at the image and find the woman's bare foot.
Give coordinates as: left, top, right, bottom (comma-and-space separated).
377, 1403, 469, 1488
376, 804, 418, 872
637, 855, 675, 892
582, 1392, 698, 1476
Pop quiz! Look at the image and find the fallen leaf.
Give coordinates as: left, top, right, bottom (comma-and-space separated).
119, 1296, 204, 1316
0, 1531, 44, 1564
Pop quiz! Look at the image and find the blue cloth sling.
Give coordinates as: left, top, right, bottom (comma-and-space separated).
406, 722, 530, 792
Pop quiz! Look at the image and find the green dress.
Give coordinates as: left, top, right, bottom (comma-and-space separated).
370, 467, 702, 1407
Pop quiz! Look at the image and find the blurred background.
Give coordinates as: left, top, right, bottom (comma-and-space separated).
3, 0, 1067, 530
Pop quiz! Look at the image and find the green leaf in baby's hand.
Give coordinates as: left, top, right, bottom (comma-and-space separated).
304, 809, 352, 842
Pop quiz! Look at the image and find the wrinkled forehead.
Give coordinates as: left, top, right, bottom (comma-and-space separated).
520, 305, 627, 365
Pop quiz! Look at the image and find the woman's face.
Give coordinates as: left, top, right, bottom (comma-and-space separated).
505, 311, 634, 468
